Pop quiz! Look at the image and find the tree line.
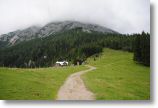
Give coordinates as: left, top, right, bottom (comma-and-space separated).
0, 28, 150, 67
133, 32, 150, 66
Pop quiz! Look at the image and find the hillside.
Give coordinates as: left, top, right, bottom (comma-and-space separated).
83, 48, 150, 100
0, 28, 150, 67
0, 27, 135, 68
0, 20, 150, 68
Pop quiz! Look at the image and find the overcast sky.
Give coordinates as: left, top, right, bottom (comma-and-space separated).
0, 0, 150, 35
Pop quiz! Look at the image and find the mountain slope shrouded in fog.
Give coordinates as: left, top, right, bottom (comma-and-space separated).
0, 21, 118, 46
0, 26, 150, 67
0, 21, 150, 67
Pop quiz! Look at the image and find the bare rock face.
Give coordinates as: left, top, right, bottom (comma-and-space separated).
38, 21, 118, 37
0, 21, 118, 45
0, 26, 41, 45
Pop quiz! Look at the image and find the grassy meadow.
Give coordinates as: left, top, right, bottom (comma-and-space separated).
82, 48, 150, 100
0, 48, 150, 100
0, 66, 87, 100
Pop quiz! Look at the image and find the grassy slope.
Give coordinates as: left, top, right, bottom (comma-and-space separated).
83, 48, 150, 100
0, 66, 87, 100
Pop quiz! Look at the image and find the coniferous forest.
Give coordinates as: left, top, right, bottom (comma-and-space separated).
0, 28, 150, 68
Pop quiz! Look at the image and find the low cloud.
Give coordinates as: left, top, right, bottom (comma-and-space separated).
0, 0, 150, 34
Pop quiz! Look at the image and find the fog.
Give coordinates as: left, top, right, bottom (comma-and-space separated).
0, 0, 150, 35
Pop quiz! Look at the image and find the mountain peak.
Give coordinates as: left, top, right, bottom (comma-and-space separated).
0, 21, 119, 45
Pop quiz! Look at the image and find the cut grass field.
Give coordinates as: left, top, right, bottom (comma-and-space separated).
82, 48, 150, 100
0, 66, 87, 100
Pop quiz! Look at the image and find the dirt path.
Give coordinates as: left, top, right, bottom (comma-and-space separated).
56, 65, 96, 100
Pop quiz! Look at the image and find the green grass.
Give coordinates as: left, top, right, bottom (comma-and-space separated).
0, 48, 150, 100
82, 48, 150, 100
0, 66, 87, 100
